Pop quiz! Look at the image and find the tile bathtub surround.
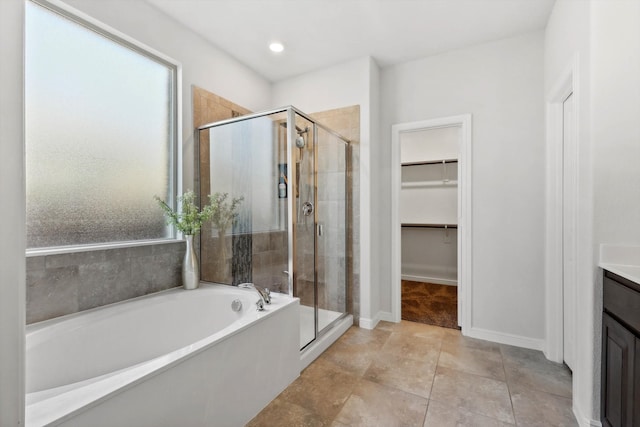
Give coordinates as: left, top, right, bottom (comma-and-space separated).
26, 241, 185, 324
248, 321, 578, 427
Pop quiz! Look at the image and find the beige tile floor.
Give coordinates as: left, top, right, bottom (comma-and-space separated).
247, 321, 578, 427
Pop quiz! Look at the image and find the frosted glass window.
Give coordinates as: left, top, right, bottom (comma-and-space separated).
25, 1, 177, 249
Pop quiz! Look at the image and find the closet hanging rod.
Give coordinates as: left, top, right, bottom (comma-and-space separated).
401, 223, 458, 229
401, 159, 458, 166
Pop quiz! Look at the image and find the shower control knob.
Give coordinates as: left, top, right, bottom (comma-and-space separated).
302, 201, 314, 216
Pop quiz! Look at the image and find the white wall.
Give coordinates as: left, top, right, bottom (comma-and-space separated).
272, 56, 380, 326
369, 58, 382, 325
592, 1, 640, 245
545, 2, 640, 424
380, 32, 546, 344
544, 2, 594, 423
590, 0, 640, 423
0, 0, 26, 424
272, 57, 370, 113
63, 0, 272, 191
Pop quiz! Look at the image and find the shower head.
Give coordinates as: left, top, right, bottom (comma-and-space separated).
280, 122, 310, 135
280, 122, 309, 149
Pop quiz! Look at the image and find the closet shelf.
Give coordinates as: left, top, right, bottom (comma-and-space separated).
401, 180, 458, 188
402, 223, 458, 229
401, 159, 458, 167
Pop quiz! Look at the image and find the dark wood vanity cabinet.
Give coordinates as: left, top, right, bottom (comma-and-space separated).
602, 270, 640, 427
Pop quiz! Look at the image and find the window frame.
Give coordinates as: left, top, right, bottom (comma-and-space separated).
25, 0, 182, 257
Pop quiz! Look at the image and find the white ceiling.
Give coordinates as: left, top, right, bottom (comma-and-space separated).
148, 0, 555, 82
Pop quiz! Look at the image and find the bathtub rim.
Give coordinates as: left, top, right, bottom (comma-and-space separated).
25, 282, 299, 427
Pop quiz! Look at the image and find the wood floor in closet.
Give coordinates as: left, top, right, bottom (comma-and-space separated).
401, 280, 459, 329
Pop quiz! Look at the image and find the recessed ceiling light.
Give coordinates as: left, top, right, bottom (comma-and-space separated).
269, 42, 284, 53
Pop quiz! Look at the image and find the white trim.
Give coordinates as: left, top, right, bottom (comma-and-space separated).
26, 238, 184, 257
544, 55, 579, 364
391, 115, 472, 333
573, 402, 602, 427
0, 1, 26, 424
358, 316, 379, 330
359, 310, 388, 330
401, 274, 457, 286
31, 0, 180, 68
378, 311, 394, 322
466, 327, 544, 351
359, 310, 394, 330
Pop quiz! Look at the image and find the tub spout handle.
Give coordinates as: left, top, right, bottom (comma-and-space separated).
238, 283, 271, 304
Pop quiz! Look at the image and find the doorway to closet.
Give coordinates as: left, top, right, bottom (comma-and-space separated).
401, 127, 459, 328
391, 115, 472, 332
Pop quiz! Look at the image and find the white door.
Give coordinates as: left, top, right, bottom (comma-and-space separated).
562, 92, 575, 370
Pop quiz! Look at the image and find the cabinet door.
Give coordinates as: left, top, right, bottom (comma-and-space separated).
635, 337, 640, 427
602, 313, 635, 427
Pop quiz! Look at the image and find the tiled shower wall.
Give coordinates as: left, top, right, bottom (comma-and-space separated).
26, 241, 184, 324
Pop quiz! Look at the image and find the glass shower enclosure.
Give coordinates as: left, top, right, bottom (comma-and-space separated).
196, 106, 349, 350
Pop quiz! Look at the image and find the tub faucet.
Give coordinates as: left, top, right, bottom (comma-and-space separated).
238, 283, 271, 308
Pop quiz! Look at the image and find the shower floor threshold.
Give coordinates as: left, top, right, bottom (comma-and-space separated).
299, 305, 343, 349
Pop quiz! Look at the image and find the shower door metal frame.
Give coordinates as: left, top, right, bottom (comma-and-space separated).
286, 108, 297, 300
312, 120, 319, 348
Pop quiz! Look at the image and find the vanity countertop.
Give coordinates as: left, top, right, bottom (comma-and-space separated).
600, 244, 640, 284
600, 263, 640, 284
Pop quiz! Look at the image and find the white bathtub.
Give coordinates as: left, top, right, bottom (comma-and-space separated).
25, 283, 300, 427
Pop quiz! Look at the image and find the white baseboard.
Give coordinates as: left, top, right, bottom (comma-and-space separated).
465, 327, 544, 351
401, 274, 458, 286
573, 402, 601, 427
359, 315, 379, 330
360, 311, 396, 329
379, 311, 394, 322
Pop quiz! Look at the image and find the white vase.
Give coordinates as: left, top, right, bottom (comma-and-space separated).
182, 234, 199, 290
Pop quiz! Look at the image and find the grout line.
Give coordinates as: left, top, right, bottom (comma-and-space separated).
422, 399, 431, 426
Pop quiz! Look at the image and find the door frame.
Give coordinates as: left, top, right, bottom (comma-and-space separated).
390, 114, 472, 332
545, 55, 579, 363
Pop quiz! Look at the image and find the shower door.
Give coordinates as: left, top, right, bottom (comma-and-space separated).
316, 126, 348, 334
291, 112, 317, 350
288, 111, 349, 350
